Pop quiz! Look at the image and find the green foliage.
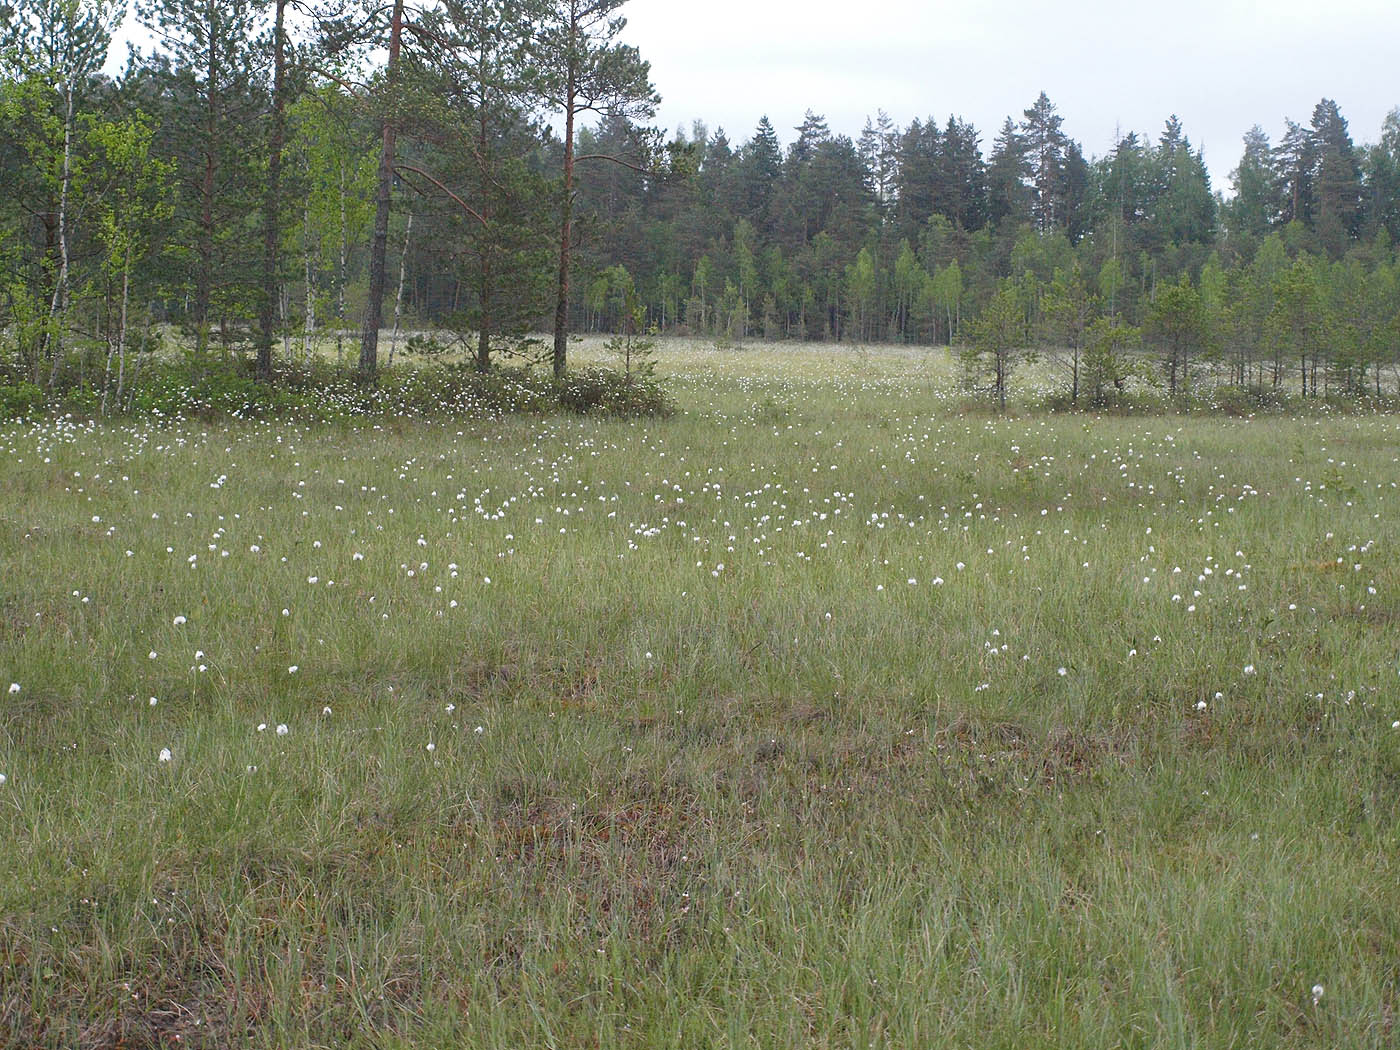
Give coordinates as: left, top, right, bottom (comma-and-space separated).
0, 381, 47, 419
1082, 316, 1142, 406
962, 279, 1031, 410
1147, 275, 1210, 395
556, 365, 671, 417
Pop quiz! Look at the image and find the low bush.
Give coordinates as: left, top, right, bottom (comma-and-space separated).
3, 358, 673, 424
556, 366, 672, 418
0, 381, 46, 420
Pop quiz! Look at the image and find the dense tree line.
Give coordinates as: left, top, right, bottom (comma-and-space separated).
2, 0, 1398, 408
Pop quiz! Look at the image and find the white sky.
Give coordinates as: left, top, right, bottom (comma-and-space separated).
619, 0, 1400, 185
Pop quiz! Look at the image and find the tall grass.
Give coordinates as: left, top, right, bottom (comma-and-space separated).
2, 342, 1398, 1047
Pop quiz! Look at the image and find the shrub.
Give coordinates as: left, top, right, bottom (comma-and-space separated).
556, 366, 672, 418
0, 381, 46, 420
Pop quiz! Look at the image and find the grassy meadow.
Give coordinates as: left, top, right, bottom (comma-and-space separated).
2, 339, 1400, 1047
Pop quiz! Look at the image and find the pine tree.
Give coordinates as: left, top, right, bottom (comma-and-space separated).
537, 0, 657, 379
1309, 99, 1364, 258
1274, 119, 1317, 227
739, 116, 782, 237
986, 118, 1030, 231
1365, 110, 1400, 243
1227, 126, 1281, 246
137, 0, 268, 372
1020, 92, 1068, 233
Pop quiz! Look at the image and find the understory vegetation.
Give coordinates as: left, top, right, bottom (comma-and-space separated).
2, 345, 1398, 1047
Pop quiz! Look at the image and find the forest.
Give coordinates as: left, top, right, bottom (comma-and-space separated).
3, 0, 1400, 408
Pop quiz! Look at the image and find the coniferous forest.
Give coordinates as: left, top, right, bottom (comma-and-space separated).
3, 0, 1400, 407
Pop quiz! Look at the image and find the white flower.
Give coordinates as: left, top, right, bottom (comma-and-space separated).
445, 703, 456, 713
7, 683, 18, 695
149, 697, 158, 706
474, 725, 485, 734
1311, 984, 1324, 1004
257, 723, 267, 732
483, 576, 491, 584
173, 616, 186, 626
1057, 667, 1068, 677
159, 748, 172, 763
288, 665, 298, 674
1244, 664, 1256, 675
322, 706, 332, 715
1196, 700, 1208, 711
426, 742, 436, 752
149, 651, 158, 660
0, 772, 6, 785
282, 608, 290, 617
276, 724, 288, 736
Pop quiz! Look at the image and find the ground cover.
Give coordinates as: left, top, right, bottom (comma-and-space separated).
2, 342, 1398, 1047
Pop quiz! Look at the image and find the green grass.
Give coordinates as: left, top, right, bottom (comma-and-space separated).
2, 341, 1399, 1048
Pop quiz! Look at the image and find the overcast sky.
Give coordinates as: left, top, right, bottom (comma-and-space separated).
618, 0, 1400, 186
106, 0, 1398, 188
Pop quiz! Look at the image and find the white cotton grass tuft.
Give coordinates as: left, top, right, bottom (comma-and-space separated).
159, 748, 172, 763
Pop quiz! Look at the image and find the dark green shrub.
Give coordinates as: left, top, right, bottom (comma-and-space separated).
556, 366, 672, 418
0, 381, 46, 420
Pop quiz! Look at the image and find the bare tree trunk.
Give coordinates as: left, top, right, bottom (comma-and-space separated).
387, 210, 413, 369
114, 263, 130, 410
43, 79, 76, 391
552, 39, 578, 381
476, 102, 493, 373
335, 162, 348, 365
359, 0, 404, 379
257, 0, 288, 382
303, 199, 316, 363
194, 37, 219, 378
